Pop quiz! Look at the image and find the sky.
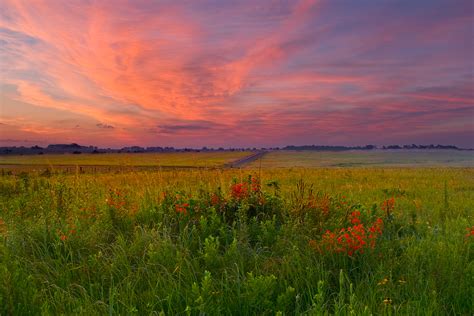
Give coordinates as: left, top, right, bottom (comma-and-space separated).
0, 0, 473, 148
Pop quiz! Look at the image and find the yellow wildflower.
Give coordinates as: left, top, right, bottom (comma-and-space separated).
377, 278, 389, 286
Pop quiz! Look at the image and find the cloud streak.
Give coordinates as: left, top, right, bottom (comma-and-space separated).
0, 0, 472, 147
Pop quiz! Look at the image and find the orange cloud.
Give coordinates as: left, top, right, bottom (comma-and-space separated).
1, 0, 472, 147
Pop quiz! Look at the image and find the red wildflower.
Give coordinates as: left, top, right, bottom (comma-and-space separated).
313, 217, 384, 256
368, 218, 384, 248
350, 211, 361, 224
210, 194, 220, 206
231, 183, 248, 199
251, 177, 261, 192
107, 189, 126, 209
465, 226, 474, 239
381, 197, 395, 216
341, 196, 347, 205
175, 203, 189, 215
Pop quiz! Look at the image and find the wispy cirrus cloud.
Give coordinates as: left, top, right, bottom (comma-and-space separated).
0, 0, 472, 147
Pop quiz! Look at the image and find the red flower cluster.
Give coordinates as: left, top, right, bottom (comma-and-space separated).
381, 197, 395, 216
465, 226, 474, 239
310, 212, 384, 256
57, 223, 77, 242
349, 211, 361, 224
229, 176, 262, 200
231, 183, 248, 200
175, 203, 189, 215
368, 218, 384, 248
251, 177, 261, 192
107, 189, 126, 210
210, 194, 220, 206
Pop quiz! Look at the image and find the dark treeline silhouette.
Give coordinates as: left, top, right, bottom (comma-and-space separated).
283, 144, 466, 151
0, 143, 249, 155
283, 145, 376, 151
0, 143, 471, 155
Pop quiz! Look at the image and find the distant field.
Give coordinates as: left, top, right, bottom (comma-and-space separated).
0, 152, 250, 168
246, 150, 474, 168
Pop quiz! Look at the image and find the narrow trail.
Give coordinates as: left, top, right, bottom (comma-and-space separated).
224, 151, 268, 168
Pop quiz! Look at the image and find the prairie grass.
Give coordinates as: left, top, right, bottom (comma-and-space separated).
246, 150, 474, 168
0, 152, 250, 167
0, 167, 473, 315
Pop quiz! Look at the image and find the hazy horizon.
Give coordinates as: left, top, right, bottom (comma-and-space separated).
1, 0, 473, 148
1, 142, 472, 151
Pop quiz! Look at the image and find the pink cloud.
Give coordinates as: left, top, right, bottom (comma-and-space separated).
0, 0, 472, 147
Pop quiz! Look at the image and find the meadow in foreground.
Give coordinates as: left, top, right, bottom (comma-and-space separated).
0, 168, 473, 315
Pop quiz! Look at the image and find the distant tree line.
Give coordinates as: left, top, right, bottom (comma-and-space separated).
0, 143, 470, 155
282, 144, 465, 151
283, 145, 376, 151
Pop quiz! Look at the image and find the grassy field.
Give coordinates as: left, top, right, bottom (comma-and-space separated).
1, 164, 473, 315
0, 152, 250, 168
247, 150, 474, 168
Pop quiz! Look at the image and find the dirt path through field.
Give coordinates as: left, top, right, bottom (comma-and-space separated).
224, 151, 267, 168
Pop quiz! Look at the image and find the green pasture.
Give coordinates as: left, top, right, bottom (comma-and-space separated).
247, 150, 474, 168
0, 165, 472, 315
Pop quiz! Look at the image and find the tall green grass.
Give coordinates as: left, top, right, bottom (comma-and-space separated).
0, 168, 473, 314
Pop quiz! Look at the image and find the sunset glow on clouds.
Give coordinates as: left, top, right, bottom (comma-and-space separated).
0, 0, 472, 147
